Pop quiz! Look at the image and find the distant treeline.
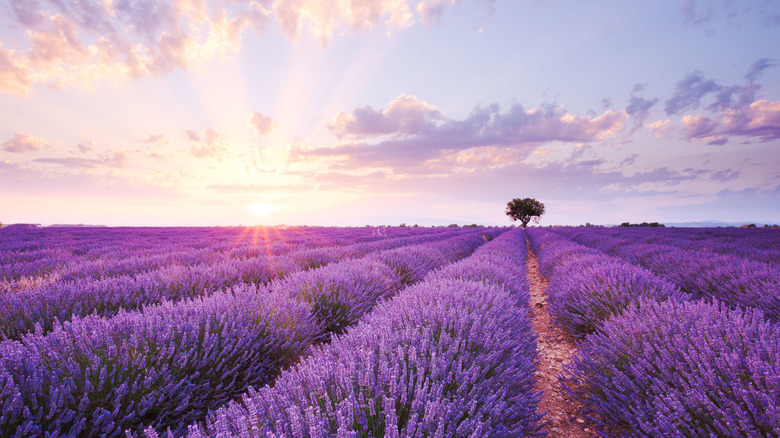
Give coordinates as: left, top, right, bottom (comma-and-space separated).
619, 222, 665, 227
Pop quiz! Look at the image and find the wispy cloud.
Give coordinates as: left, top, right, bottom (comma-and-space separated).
209, 182, 302, 193
745, 58, 776, 82
680, 0, 715, 25
34, 151, 127, 169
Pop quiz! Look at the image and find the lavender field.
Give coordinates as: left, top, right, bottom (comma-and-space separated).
0, 225, 778, 437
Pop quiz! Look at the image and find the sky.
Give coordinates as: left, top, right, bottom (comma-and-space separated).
1, 0, 779, 227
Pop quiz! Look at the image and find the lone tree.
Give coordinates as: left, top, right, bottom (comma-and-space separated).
506, 198, 545, 228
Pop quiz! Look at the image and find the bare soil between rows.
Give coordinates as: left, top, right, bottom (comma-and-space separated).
526, 238, 597, 438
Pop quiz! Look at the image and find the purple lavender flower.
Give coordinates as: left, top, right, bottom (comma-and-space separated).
564, 299, 780, 437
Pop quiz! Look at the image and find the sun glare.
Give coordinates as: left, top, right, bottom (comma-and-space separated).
246, 202, 278, 217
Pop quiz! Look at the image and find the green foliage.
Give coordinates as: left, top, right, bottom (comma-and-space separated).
620, 222, 665, 227
506, 198, 545, 228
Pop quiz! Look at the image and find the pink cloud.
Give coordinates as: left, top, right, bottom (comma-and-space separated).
248, 111, 278, 135
0, 44, 32, 94
330, 94, 441, 139
0, 0, 468, 93
683, 99, 780, 143
27, 14, 88, 68
139, 134, 168, 144
0, 1, 261, 93
2, 133, 49, 153
190, 127, 227, 158
309, 96, 628, 170
272, 0, 415, 44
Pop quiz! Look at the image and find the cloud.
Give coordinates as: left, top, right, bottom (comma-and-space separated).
417, 0, 457, 25
77, 141, 94, 153
34, 151, 127, 169
706, 83, 760, 113
248, 111, 279, 135
9, 0, 45, 28
272, 0, 415, 44
185, 129, 201, 142
664, 70, 721, 115
208, 182, 303, 193
682, 99, 780, 143
190, 127, 228, 158
647, 120, 673, 138
706, 137, 728, 146
0, 1, 477, 94
0, 0, 265, 93
710, 168, 740, 182
139, 134, 168, 144
625, 95, 659, 133
2, 133, 49, 153
308, 95, 628, 171
0, 43, 32, 94
680, 0, 715, 24
745, 58, 776, 82
330, 94, 441, 139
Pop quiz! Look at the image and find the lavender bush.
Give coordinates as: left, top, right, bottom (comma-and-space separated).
564, 299, 780, 437
270, 258, 401, 341
0, 287, 318, 437
177, 279, 542, 438
545, 255, 684, 336
367, 245, 450, 286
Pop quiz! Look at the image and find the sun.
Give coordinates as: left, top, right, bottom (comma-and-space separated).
246, 202, 278, 217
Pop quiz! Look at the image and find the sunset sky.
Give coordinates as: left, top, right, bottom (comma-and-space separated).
1, 0, 779, 226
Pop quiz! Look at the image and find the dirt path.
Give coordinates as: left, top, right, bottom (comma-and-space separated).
526, 239, 596, 437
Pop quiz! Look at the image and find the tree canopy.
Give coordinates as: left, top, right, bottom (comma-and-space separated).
506, 198, 545, 228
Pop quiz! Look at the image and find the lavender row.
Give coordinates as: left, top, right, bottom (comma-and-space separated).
549, 227, 780, 322
1, 226, 449, 284
527, 229, 779, 436
1, 227, 469, 293
558, 226, 780, 265
0, 228, 493, 341
0, 232, 492, 437
564, 300, 780, 437
526, 228, 683, 337
154, 228, 541, 438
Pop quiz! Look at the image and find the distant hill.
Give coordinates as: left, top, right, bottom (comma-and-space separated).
662, 220, 779, 228
47, 224, 108, 227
